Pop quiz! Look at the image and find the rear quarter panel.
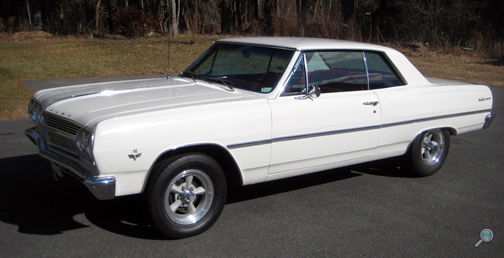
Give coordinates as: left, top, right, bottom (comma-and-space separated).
373, 83, 493, 158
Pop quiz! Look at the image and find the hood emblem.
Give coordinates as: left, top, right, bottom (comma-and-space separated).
128, 149, 142, 161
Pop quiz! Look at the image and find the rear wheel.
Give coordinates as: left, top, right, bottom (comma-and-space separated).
409, 129, 450, 177
144, 153, 227, 238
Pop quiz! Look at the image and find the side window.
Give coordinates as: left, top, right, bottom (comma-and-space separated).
282, 51, 403, 96
365, 52, 405, 89
306, 52, 329, 72
283, 55, 306, 95
307, 51, 367, 93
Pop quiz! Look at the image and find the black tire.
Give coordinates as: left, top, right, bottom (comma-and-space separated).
408, 129, 450, 177
144, 153, 227, 238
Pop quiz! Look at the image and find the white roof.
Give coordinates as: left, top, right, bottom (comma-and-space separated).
217, 37, 430, 86
217, 37, 392, 52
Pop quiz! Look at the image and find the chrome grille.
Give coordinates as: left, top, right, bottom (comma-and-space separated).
45, 113, 81, 135
47, 130, 80, 153
44, 113, 83, 155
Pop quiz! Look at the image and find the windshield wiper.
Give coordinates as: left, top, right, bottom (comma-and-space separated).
181, 71, 198, 82
204, 76, 235, 92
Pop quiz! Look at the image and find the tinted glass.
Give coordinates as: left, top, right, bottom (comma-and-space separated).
306, 51, 367, 93
283, 55, 306, 95
365, 52, 404, 89
185, 44, 293, 93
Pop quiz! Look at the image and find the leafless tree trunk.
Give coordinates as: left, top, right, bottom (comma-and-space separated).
254, 0, 261, 20
95, 0, 101, 32
221, 0, 231, 34
342, 0, 354, 23
169, 0, 180, 36
234, 0, 242, 29
26, 0, 32, 26
264, 0, 277, 35
296, 0, 307, 36
32, 0, 43, 30
107, 0, 117, 33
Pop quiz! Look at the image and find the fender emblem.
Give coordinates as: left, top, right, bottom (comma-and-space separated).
128, 149, 142, 161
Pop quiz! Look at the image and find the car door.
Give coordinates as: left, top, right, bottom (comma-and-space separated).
267, 51, 381, 177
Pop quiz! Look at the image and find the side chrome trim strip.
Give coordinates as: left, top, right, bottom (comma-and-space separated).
227, 140, 273, 149
273, 125, 381, 143
226, 109, 492, 150
381, 109, 492, 128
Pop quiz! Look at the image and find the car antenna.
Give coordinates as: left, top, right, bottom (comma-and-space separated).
166, 27, 172, 79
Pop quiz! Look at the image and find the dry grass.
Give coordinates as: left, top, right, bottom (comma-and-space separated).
1, 35, 503, 120
0, 35, 220, 120
396, 44, 504, 87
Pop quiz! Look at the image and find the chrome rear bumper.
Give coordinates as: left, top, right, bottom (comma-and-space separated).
25, 127, 116, 200
483, 112, 496, 129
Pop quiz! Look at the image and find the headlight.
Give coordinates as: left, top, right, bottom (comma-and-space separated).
76, 128, 94, 159
28, 99, 45, 125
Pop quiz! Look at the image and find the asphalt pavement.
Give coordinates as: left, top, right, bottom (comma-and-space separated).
0, 76, 502, 257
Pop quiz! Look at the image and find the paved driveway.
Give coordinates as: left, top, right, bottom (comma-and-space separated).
0, 76, 502, 257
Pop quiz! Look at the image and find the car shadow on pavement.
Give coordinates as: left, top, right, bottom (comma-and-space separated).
0, 154, 92, 235
0, 154, 164, 239
0, 154, 411, 239
349, 158, 418, 178
226, 158, 415, 205
226, 167, 362, 204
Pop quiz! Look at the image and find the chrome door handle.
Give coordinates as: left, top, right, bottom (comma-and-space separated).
363, 101, 379, 106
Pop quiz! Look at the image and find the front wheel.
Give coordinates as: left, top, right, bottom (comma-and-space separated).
408, 129, 450, 177
144, 153, 227, 238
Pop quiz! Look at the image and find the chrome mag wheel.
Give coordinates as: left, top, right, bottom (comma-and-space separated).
408, 128, 451, 177
421, 129, 445, 166
144, 153, 226, 239
164, 169, 214, 225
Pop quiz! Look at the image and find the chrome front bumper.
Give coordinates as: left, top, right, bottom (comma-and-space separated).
483, 112, 496, 129
25, 127, 116, 200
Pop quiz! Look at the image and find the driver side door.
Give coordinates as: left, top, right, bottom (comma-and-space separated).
267, 51, 381, 177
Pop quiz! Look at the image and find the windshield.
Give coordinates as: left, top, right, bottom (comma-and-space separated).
182, 43, 294, 93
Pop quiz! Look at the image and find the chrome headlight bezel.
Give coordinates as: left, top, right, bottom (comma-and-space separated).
28, 98, 45, 125
76, 128, 94, 159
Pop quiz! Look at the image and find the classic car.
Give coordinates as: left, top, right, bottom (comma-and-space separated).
25, 37, 495, 238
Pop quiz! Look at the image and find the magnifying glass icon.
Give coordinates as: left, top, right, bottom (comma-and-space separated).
475, 229, 493, 247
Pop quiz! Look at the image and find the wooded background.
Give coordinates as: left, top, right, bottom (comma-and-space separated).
1, 0, 503, 57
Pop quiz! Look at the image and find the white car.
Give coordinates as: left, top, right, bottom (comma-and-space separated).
25, 37, 495, 238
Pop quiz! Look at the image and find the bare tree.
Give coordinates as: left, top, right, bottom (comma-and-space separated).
263, 0, 277, 35
342, 0, 354, 23
234, 0, 242, 30
31, 0, 43, 30
296, 0, 308, 36
169, 0, 180, 36
26, 0, 32, 26
222, 0, 231, 34
95, 0, 101, 32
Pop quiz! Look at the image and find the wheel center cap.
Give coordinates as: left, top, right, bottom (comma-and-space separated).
425, 142, 435, 151
181, 190, 195, 204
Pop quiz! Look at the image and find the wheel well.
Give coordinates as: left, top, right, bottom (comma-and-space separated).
445, 127, 457, 136
147, 144, 243, 191
404, 127, 456, 155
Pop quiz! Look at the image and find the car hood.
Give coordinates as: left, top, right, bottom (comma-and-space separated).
35, 77, 264, 127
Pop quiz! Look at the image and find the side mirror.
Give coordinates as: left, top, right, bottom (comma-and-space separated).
295, 85, 321, 100
308, 85, 321, 99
